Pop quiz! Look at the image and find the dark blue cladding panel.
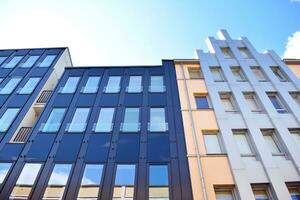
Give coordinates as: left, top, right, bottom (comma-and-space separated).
76, 94, 96, 106
26, 134, 56, 161
7, 95, 29, 107
100, 94, 119, 106
116, 134, 140, 162
55, 134, 83, 162
148, 94, 167, 106
0, 96, 8, 107
52, 94, 73, 106
0, 70, 10, 77
124, 94, 143, 106
147, 134, 170, 162
85, 134, 111, 162
0, 144, 23, 161
11, 69, 30, 76
30, 68, 48, 76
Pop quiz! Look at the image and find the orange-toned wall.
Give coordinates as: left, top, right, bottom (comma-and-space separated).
286, 63, 300, 78
175, 62, 235, 200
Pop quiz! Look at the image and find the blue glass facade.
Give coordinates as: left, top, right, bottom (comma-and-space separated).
0, 60, 192, 199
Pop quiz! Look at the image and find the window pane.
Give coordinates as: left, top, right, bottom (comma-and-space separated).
0, 163, 12, 184
20, 55, 39, 68
149, 165, 169, 199
290, 131, 300, 148
83, 76, 101, 93
121, 108, 140, 132
221, 48, 233, 59
188, 68, 202, 79
239, 48, 251, 58
231, 68, 245, 81
78, 164, 103, 199
211, 68, 224, 81
220, 94, 235, 111
0, 57, 7, 65
263, 134, 281, 154
61, 77, 80, 94
105, 76, 121, 93
149, 165, 168, 186
233, 132, 252, 154
19, 77, 41, 94
10, 163, 42, 199
289, 188, 300, 200
3, 56, 23, 68
290, 92, 300, 106
0, 77, 22, 94
68, 108, 90, 132
0, 108, 19, 132
114, 165, 135, 186
149, 108, 167, 132
41, 108, 66, 132
215, 190, 234, 200
271, 67, 286, 81
39, 55, 56, 67
128, 76, 142, 93
113, 165, 135, 200
195, 96, 210, 109
253, 190, 269, 200
204, 134, 222, 154
149, 76, 165, 92
94, 108, 115, 132
252, 67, 266, 81
43, 164, 72, 200
244, 94, 260, 111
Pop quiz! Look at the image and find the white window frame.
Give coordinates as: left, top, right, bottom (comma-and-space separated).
203, 131, 224, 154
261, 129, 285, 157
219, 93, 237, 112
232, 129, 255, 157
251, 66, 267, 82
231, 67, 247, 82
243, 92, 262, 112
210, 67, 225, 82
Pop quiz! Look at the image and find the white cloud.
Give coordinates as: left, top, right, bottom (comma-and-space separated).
283, 31, 300, 59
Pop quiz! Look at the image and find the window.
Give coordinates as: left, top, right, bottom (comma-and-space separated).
0, 163, 12, 184
67, 108, 90, 132
252, 185, 272, 200
290, 92, 300, 106
289, 129, 300, 148
232, 130, 254, 156
220, 93, 237, 112
77, 164, 104, 200
231, 67, 246, 81
261, 130, 284, 157
0, 56, 7, 65
251, 67, 267, 82
43, 164, 72, 200
149, 108, 168, 132
210, 67, 225, 82
10, 163, 42, 199
127, 76, 142, 93
39, 55, 56, 67
215, 188, 236, 200
41, 108, 66, 132
113, 164, 136, 200
0, 108, 19, 132
149, 165, 169, 200
188, 67, 203, 79
287, 185, 300, 200
238, 47, 252, 58
94, 108, 115, 132
203, 132, 222, 154
267, 93, 286, 113
18, 77, 41, 94
0, 77, 22, 94
121, 108, 140, 132
244, 92, 261, 112
60, 77, 80, 94
104, 76, 121, 93
20, 55, 39, 68
271, 67, 287, 81
3, 56, 23, 68
0, 78, 3, 83
149, 76, 165, 92
221, 48, 234, 59
82, 76, 101, 93
195, 95, 210, 109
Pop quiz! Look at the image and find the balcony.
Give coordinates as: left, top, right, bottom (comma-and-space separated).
11, 127, 32, 143
34, 90, 52, 116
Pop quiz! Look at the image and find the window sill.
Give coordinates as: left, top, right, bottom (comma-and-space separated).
202, 153, 227, 157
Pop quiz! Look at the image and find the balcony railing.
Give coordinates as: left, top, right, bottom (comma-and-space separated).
36, 90, 52, 103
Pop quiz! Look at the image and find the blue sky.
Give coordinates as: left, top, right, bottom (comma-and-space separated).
0, 0, 299, 66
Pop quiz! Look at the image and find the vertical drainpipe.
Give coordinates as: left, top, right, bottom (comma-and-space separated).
180, 65, 208, 200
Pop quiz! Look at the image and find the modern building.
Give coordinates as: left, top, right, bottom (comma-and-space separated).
0, 30, 300, 200
174, 30, 300, 200
0, 62, 192, 199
